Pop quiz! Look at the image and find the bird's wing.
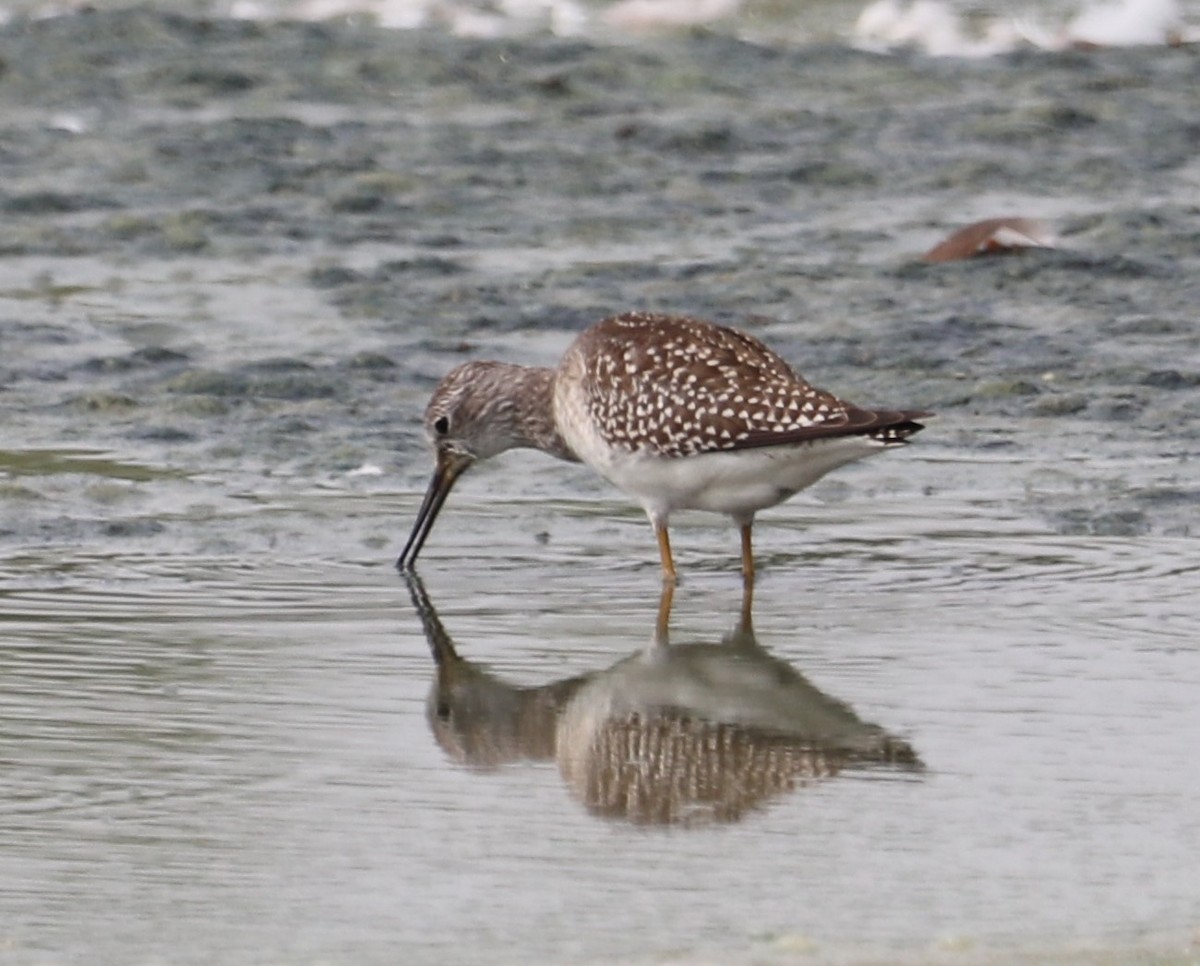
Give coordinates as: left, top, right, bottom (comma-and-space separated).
576, 312, 926, 458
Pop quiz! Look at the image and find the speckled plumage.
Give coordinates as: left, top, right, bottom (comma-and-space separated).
399, 311, 930, 579
557, 312, 914, 457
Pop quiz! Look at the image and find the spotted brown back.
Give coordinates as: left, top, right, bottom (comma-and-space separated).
567, 312, 923, 458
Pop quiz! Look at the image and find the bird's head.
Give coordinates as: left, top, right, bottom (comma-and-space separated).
422, 361, 528, 464
398, 361, 530, 570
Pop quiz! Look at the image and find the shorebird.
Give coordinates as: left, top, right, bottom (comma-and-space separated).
398, 311, 929, 580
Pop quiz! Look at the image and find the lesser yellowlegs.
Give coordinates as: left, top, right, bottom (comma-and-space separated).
398, 311, 929, 580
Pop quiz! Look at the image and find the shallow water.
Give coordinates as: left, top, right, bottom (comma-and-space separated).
2, 6, 1199, 963
3, 482, 1199, 964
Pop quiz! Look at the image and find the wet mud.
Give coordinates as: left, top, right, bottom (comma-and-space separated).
1, 9, 1197, 551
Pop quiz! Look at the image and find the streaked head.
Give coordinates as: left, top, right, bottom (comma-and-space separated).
397, 361, 529, 570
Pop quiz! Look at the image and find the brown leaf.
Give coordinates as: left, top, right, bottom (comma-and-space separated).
921, 217, 1055, 263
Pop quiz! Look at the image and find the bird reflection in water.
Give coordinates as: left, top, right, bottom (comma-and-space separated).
405, 575, 922, 826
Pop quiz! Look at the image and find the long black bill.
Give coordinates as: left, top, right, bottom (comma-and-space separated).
397, 451, 470, 570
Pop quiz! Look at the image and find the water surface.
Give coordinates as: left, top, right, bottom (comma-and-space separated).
3, 482, 1198, 963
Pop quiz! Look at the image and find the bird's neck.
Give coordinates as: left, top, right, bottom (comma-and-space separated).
502, 365, 578, 463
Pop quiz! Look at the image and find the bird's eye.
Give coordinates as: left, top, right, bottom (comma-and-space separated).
433, 415, 450, 436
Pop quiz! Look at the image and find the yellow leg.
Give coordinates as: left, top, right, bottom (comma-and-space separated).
655, 522, 677, 583
740, 522, 755, 584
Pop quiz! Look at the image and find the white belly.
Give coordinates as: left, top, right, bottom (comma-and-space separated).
552, 352, 891, 523
599, 436, 887, 520
558, 388, 887, 520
